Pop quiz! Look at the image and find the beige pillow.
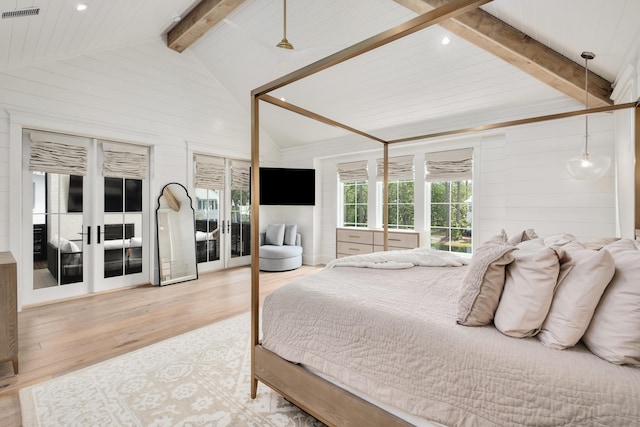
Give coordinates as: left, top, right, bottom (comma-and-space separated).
543, 233, 576, 247
582, 239, 640, 365
507, 228, 538, 245
456, 242, 516, 326
494, 241, 560, 338
581, 237, 620, 251
538, 242, 615, 350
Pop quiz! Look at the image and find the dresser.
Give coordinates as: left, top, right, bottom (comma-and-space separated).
336, 228, 420, 258
0, 252, 18, 375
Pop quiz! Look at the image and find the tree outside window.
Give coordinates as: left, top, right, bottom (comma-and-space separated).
430, 180, 472, 253
384, 179, 414, 230
343, 181, 368, 227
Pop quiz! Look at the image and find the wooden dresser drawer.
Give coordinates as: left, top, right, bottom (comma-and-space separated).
336, 228, 374, 245
373, 231, 419, 249
337, 241, 374, 256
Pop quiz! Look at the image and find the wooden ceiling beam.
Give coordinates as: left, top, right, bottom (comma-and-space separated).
393, 0, 613, 107
167, 0, 244, 53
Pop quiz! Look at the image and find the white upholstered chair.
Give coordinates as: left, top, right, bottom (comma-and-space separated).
259, 224, 303, 271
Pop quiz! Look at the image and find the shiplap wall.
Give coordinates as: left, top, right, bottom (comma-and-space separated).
0, 39, 279, 284
279, 114, 616, 265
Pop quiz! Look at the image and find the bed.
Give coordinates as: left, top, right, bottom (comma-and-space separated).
248, 1, 640, 425
260, 252, 640, 425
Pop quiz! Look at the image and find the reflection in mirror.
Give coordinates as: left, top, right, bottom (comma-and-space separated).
156, 183, 198, 286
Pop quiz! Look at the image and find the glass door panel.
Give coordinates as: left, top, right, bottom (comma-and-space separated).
230, 188, 250, 259
32, 172, 85, 289
103, 177, 143, 279
194, 188, 221, 264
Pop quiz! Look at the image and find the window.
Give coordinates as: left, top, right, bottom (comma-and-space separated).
342, 180, 368, 227
338, 160, 369, 228
430, 180, 472, 253
376, 155, 414, 230
381, 179, 414, 229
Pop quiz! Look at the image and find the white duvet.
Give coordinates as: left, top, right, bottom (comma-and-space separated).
262, 265, 640, 426
325, 247, 468, 269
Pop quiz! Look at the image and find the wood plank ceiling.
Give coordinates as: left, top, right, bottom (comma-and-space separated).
167, 0, 613, 107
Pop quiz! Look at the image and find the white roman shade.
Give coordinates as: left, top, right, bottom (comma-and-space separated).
337, 160, 368, 182
29, 131, 89, 176
102, 141, 149, 180
425, 148, 473, 182
194, 155, 225, 190
231, 160, 250, 190
376, 155, 414, 181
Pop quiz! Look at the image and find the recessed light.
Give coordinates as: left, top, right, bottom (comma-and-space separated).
76, 4, 87, 11
172, 16, 182, 23
280, 97, 286, 102
441, 36, 450, 46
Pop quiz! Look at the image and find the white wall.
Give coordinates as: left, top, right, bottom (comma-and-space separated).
0, 39, 280, 303
282, 114, 617, 265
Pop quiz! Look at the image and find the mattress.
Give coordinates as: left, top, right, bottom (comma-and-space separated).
261, 265, 640, 426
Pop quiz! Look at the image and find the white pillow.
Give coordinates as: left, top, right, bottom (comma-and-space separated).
494, 240, 560, 338
507, 228, 538, 245
582, 239, 640, 365
284, 224, 298, 246
538, 242, 615, 350
265, 224, 285, 246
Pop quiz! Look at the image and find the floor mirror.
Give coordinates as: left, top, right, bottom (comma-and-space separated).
156, 183, 198, 286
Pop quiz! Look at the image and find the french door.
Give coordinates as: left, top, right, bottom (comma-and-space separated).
23, 131, 149, 305
194, 156, 251, 272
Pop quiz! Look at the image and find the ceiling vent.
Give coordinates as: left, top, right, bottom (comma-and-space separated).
2, 7, 40, 19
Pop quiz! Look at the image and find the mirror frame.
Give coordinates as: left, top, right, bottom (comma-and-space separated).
156, 182, 198, 286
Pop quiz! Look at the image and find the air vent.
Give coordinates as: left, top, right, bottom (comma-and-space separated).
2, 7, 40, 19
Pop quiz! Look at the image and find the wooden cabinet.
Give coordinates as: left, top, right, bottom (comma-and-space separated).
336, 228, 420, 258
0, 252, 18, 375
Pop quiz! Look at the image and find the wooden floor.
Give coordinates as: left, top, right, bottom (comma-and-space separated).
0, 265, 322, 427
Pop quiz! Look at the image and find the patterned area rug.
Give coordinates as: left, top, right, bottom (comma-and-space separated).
20, 313, 324, 426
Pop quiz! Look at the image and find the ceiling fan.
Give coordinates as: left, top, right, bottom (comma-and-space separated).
276, 0, 293, 50
222, 0, 341, 78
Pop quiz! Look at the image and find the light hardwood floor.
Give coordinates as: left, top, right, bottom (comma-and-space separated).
0, 265, 322, 426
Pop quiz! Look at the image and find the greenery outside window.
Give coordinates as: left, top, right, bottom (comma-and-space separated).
430, 180, 472, 253
380, 179, 414, 230
342, 181, 368, 227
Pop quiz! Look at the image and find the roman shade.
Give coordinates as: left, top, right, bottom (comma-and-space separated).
376, 155, 414, 181
337, 160, 368, 182
425, 148, 473, 182
28, 131, 89, 176
194, 155, 225, 190
102, 141, 149, 180
231, 160, 250, 190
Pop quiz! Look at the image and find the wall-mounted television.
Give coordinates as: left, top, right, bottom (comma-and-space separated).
259, 167, 315, 206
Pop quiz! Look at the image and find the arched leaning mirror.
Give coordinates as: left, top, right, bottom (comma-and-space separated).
156, 183, 198, 286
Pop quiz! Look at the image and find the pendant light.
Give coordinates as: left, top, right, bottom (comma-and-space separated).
276, 0, 293, 50
566, 52, 611, 180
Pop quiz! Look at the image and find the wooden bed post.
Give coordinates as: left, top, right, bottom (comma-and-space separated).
635, 102, 640, 234
250, 93, 260, 399
383, 143, 389, 251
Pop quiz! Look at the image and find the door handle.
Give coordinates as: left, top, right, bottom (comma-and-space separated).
97, 225, 101, 244
221, 220, 225, 234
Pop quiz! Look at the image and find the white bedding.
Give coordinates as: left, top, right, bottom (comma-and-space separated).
262, 265, 640, 426
325, 247, 468, 269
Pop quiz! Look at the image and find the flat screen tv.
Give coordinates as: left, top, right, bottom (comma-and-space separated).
259, 167, 315, 206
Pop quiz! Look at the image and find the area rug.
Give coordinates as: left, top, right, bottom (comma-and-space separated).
19, 313, 324, 426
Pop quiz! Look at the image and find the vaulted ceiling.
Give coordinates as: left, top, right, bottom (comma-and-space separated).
2, 0, 639, 150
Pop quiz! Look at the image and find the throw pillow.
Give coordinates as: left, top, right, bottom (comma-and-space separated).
507, 228, 538, 245
537, 242, 615, 350
265, 224, 285, 246
582, 239, 640, 365
494, 241, 560, 338
284, 225, 298, 246
456, 242, 517, 326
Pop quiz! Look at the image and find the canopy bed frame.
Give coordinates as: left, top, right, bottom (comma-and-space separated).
249, 0, 640, 425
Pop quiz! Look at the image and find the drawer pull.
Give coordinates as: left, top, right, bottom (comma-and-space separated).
349, 248, 360, 251
348, 235, 360, 238
389, 238, 401, 242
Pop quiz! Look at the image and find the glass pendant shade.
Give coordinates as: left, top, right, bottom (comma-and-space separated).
566, 149, 611, 180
